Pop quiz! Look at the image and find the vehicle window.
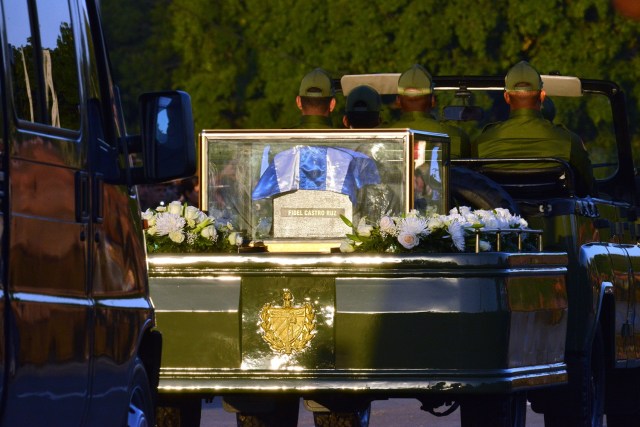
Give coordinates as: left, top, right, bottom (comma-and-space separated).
6, 0, 80, 130
35, 0, 80, 129
6, 0, 40, 123
552, 94, 618, 180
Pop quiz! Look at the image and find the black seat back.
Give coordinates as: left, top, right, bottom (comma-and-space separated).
477, 166, 574, 199
452, 158, 575, 200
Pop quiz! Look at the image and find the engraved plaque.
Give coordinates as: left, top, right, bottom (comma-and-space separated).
273, 190, 352, 238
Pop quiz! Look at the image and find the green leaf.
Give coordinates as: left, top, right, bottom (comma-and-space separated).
346, 233, 361, 242
340, 214, 353, 228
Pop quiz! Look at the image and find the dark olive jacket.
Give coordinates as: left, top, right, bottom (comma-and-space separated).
291, 115, 333, 129
473, 109, 595, 196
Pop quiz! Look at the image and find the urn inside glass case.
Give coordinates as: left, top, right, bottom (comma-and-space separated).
200, 129, 450, 252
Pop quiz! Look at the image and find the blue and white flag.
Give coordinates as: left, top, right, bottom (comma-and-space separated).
252, 145, 381, 204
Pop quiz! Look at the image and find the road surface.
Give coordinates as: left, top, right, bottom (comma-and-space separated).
199, 397, 547, 426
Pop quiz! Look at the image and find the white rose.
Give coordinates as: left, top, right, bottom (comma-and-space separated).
228, 232, 242, 246
201, 225, 217, 240
141, 208, 155, 221
464, 212, 481, 227
476, 210, 499, 229
167, 201, 183, 215
357, 218, 373, 237
479, 240, 492, 251
184, 206, 200, 227
168, 230, 185, 243
339, 240, 355, 253
397, 232, 419, 249
142, 209, 156, 227
426, 215, 445, 232
184, 206, 200, 220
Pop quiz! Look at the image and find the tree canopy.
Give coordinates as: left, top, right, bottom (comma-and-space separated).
102, 0, 640, 162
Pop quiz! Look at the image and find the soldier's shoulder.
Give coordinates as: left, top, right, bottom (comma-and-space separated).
479, 121, 501, 133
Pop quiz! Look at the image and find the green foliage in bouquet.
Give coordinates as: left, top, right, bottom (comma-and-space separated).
143, 201, 238, 254
340, 207, 535, 254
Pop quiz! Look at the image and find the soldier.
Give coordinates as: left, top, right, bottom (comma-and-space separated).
342, 84, 382, 129
473, 60, 595, 196
292, 68, 336, 129
389, 64, 471, 159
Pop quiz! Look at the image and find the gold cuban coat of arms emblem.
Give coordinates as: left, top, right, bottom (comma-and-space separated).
259, 289, 316, 355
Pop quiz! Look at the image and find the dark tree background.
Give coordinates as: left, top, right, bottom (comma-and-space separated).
101, 0, 640, 165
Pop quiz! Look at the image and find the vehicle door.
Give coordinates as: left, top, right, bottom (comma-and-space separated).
0, 0, 8, 410
628, 245, 640, 363
78, 1, 154, 423
2, 0, 92, 424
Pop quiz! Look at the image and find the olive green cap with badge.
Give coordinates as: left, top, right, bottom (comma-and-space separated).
299, 68, 334, 97
505, 61, 543, 92
397, 64, 433, 96
346, 85, 381, 112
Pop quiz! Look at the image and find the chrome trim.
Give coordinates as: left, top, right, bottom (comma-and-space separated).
11, 292, 92, 306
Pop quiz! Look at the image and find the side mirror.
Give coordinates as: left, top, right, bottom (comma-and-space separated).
442, 105, 483, 122
139, 91, 196, 183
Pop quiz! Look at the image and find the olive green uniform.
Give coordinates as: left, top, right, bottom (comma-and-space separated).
291, 115, 333, 129
389, 111, 471, 159
473, 109, 595, 196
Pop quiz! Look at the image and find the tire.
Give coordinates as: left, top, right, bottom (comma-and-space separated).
313, 405, 371, 427
607, 412, 640, 427
544, 328, 605, 427
235, 397, 299, 427
155, 397, 202, 427
450, 166, 520, 214
460, 393, 526, 427
125, 357, 155, 427
605, 367, 640, 427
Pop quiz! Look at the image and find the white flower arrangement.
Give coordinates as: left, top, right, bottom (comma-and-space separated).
340, 207, 532, 253
143, 201, 237, 253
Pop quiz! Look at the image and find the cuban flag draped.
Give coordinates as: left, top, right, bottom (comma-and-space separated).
252, 145, 381, 204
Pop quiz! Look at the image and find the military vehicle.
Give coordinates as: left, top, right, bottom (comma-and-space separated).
150, 73, 640, 427
0, 0, 195, 425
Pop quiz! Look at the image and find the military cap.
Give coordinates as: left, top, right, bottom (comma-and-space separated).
397, 64, 433, 96
299, 68, 334, 97
505, 61, 543, 92
345, 85, 382, 113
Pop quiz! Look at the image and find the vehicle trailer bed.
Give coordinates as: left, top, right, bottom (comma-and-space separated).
150, 251, 568, 421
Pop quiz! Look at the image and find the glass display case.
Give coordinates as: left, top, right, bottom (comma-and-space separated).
200, 129, 450, 251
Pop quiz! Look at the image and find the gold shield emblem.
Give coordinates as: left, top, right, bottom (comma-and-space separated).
259, 289, 316, 355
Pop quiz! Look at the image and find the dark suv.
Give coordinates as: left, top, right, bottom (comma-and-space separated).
0, 0, 194, 425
